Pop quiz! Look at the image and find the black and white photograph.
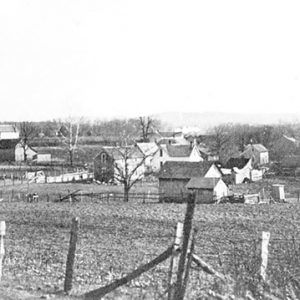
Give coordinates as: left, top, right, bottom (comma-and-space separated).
0, 1, 299, 299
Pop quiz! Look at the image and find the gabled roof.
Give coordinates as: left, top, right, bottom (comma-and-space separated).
244, 144, 268, 153
98, 146, 144, 160
0, 124, 18, 133
159, 161, 215, 179
225, 157, 251, 169
136, 142, 159, 156
186, 177, 221, 190
166, 144, 193, 157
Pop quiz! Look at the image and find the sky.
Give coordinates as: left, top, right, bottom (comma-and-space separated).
0, 0, 300, 121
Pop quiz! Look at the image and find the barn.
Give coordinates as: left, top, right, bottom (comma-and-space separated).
186, 177, 228, 204
0, 124, 20, 162
158, 161, 222, 202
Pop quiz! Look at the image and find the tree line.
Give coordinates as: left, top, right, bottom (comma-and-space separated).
207, 123, 300, 163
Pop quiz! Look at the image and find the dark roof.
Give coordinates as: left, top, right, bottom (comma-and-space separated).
186, 177, 221, 190
159, 161, 215, 179
244, 144, 268, 153
225, 157, 251, 169
98, 146, 144, 160
166, 145, 192, 157
158, 138, 176, 145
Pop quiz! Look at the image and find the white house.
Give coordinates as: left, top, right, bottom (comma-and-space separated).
15, 142, 37, 162
136, 142, 160, 172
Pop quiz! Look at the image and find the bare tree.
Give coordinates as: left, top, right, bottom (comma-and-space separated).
138, 116, 163, 142
60, 119, 81, 166
19, 122, 38, 162
209, 124, 232, 163
139, 116, 153, 142
113, 146, 149, 202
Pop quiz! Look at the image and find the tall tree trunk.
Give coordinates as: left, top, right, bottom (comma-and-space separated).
124, 184, 130, 202
69, 149, 73, 167
23, 146, 27, 163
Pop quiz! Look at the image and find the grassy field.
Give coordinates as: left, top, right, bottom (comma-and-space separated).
0, 181, 299, 299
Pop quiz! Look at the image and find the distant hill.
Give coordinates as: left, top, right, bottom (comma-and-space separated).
153, 111, 300, 132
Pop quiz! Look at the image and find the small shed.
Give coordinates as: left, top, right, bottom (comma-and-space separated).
186, 177, 228, 204
271, 184, 285, 201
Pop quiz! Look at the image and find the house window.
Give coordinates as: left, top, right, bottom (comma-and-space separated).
160, 149, 163, 157
160, 161, 163, 168
100, 153, 107, 164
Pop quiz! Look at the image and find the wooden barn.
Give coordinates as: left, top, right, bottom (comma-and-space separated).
186, 177, 228, 203
158, 161, 222, 202
0, 139, 20, 162
0, 124, 20, 162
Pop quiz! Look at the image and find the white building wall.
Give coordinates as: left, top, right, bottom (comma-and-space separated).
260, 152, 269, 165
214, 180, 229, 199
204, 165, 222, 178
0, 132, 19, 139
15, 144, 37, 162
189, 147, 204, 162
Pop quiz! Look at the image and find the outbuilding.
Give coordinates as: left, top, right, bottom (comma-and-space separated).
186, 177, 229, 204
158, 161, 223, 202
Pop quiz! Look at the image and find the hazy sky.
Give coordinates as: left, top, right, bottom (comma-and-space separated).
0, 1, 300, 121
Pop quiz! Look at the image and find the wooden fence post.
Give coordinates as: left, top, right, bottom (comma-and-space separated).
168, 222, 184, 300
64, 217, 80, 294
0, 221, 6, 281
143, 193, 146, 204
261, 231, 270, 282
173, 193, 196, 300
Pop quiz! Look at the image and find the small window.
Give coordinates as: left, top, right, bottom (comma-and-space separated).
160, 149, 163, 157
100, 153, 107, 163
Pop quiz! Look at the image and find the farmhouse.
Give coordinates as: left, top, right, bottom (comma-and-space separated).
158, 161, 222, 201
241, 143, 269, 166
186, 177, 228, 203
94, 146, 145, 183
136, 142, 160, 173
0, 125, 20, 162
